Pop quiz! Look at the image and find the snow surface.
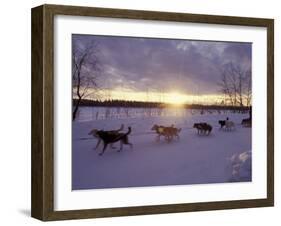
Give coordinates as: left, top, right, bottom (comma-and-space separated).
72, 107, 252, 190
228, 151, 252, 182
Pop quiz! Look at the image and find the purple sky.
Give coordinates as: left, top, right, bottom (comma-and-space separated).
72, 34, 251, 96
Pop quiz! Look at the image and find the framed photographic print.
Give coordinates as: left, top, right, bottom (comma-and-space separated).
31, 4, 274, 221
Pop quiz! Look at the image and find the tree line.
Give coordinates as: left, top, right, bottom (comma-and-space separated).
73, 98, 251, 111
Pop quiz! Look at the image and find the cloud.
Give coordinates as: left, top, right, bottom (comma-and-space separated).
72, 34, 252, 95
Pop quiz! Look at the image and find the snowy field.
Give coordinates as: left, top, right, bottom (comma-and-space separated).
72, 107, 252, 190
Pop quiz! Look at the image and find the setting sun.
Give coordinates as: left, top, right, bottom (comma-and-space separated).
164, 92, 188, 105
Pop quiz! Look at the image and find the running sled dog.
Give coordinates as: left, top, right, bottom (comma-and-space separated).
151, 124, 181, 142
88, 125, 133, 156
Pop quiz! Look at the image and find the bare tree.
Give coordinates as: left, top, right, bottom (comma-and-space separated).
218, 62, 251, 107
218, 65, 234, 106
244, 69, 252, 107
72, 41, 101, 121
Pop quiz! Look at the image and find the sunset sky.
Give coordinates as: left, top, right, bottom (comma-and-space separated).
72, 34, 252, 105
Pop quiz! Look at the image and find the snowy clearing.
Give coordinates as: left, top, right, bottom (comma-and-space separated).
72, 107, 252, 190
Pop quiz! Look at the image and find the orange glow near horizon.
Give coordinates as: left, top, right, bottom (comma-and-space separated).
89, 88, 225, 106
163, 92, 190, 106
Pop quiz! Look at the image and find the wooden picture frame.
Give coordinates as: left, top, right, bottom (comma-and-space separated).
31, 4, 274, 221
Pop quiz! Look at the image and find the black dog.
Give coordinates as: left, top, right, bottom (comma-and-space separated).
193, 123, 202, 134
89, 124, 124, 150
193, 123, 212, 135
218, 120, 226, 129
92, 127, 132, 156
241, 118, 251, 127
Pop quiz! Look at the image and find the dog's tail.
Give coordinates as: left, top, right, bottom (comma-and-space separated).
178, 128, 182, 132
125, 127, 132, 136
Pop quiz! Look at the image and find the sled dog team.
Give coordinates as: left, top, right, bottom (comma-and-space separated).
88, 116, 249, 156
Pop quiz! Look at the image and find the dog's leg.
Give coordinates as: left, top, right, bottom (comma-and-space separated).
124, 139, 133, 149
168, 135, 172, 142
99, 143, 108, 156
165, 135, 170, 142
124, 142, 133, 150
118, 142, 123, 152
94, 139, 101, 150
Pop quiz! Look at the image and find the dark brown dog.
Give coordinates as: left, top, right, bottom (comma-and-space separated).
151, 124, 181, 142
